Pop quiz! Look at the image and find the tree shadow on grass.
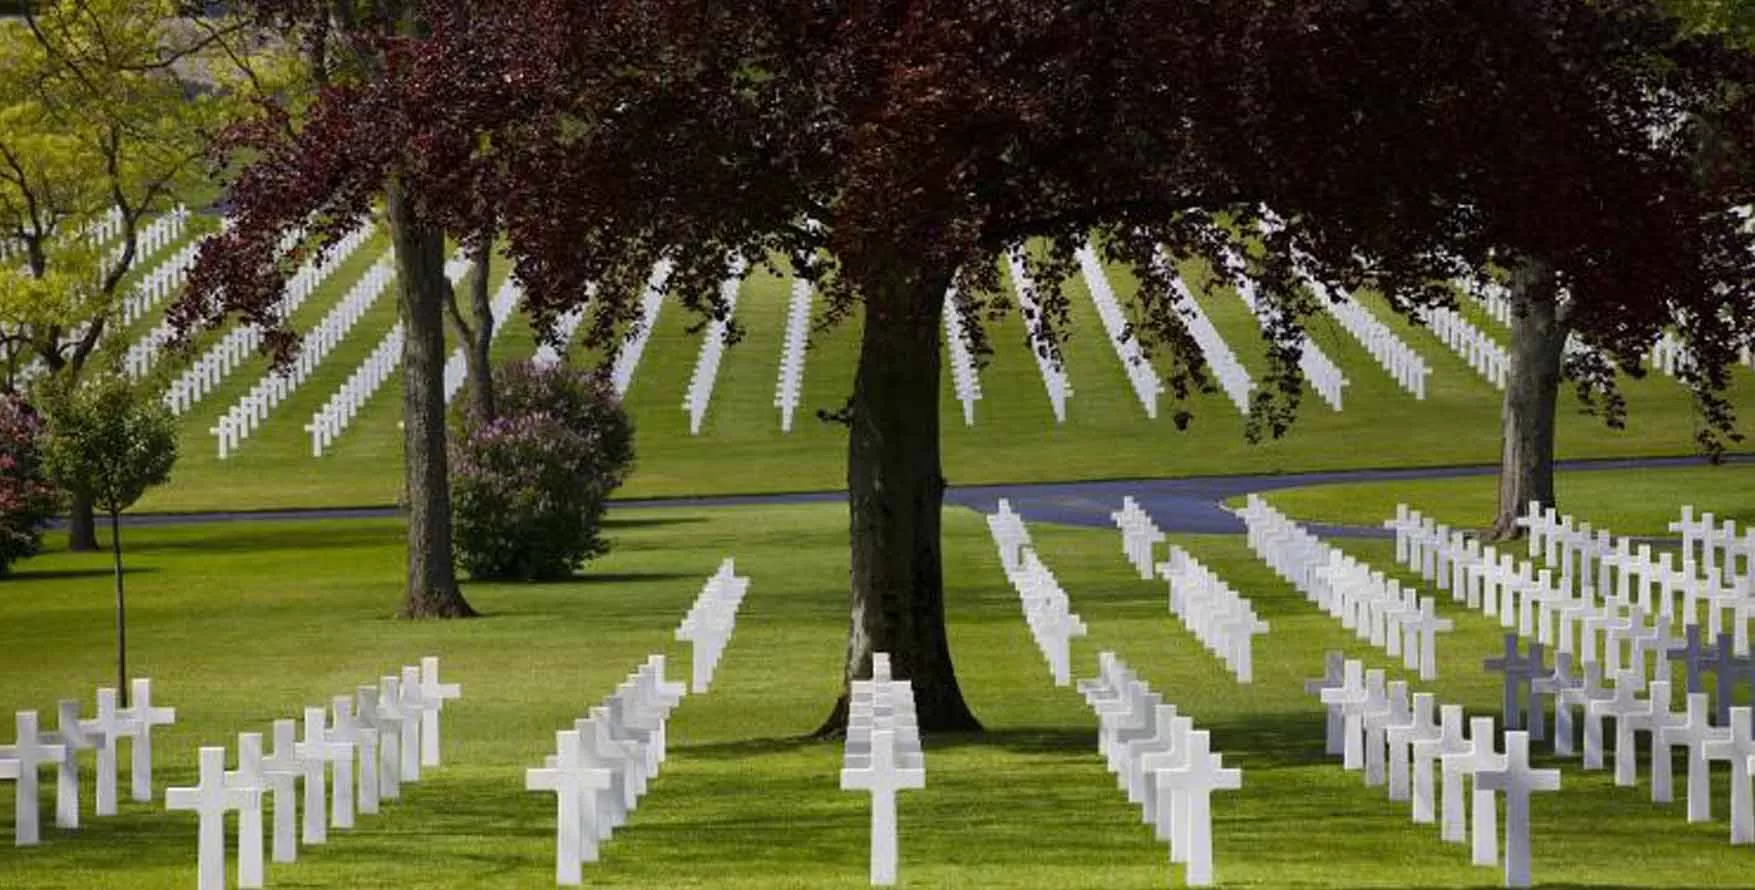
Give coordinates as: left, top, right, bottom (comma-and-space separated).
601, 515, 709, 530
1, 566, 158, 582
469, 570, 700, 588
129, 523, 406, 555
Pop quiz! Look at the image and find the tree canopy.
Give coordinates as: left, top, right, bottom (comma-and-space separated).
178, 0, 1755, 727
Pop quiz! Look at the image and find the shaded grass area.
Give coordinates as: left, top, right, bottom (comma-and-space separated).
129, 252, 1755, 513
1237, 463, 1755, 536
2, 506, 1753, 887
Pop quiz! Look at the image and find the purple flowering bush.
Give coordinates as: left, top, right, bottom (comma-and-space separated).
0, 394, 58, 576
450, 362, 635, 580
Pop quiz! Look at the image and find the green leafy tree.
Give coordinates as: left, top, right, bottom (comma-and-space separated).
41, 373, 175, 699
0, 1, 274, 550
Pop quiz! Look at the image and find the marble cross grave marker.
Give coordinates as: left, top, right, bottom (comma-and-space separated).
165, 746, 261, 890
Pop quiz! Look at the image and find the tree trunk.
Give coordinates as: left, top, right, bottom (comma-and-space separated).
69, 492, 100, 552
1489, 258, 1567, 541
386, 177, 477, 619
816, 265, 981, 737
465, 238, 496, 423
111, 510, 128, 707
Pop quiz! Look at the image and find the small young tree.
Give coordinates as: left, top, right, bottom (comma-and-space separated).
0, 391, 57, 576
41, 374, 176, 703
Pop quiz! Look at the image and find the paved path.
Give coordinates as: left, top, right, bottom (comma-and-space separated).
105, 453, 1748, 536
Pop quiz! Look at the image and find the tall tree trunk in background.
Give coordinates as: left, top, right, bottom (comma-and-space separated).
817, 264, 981, 737
386, 177, 477, 619
465, 237, 496, 423
68, 491, 100, 552
1490, 258, 1567, 541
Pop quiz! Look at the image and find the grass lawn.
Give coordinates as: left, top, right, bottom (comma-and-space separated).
1239, 463, 1755, 536
1, 505, 1751, 887
125, 245, 1755, 514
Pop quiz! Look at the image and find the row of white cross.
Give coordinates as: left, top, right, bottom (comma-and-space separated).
1111, 496, 1167, 580
673, 558, 751, 693
1420, 305, 1509, 389
1650, 330, 1695, 378
0, 678, 176, 845
1303, 275, 1432, 398
526, 655, 686, 885
1005, 249, 1074, 423
993, 531, 1089, 687
1080, 652, 1241, 887
1667, 505, 1755, 591
1306, 653, 1559, 888
162, 657, 459, 890
942, 286, 985, 426
164, 225, 377, 416
1396, 502, 1754, 670
531, 297, 591, 367
1078, 244, 1166, 419
1160, 548, 1270, 684
303, 256, 472, 456
1390, 501, 1755, 847
1468, 281, 1513, 327
838, 652, 924, 887
609, 260, 675, 397
682, 259, 747, 435
1240, 497, 1452, 679
774, 279, 813, 432
1231, 266, 1348, 411
211, 255, 397, 459
117, 209, 194, 327
1166, 260, 1254, 416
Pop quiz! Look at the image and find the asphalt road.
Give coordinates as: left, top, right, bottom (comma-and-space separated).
96, 453, 1748, 537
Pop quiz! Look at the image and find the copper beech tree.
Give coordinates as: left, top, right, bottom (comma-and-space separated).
176, 0, 1754, 732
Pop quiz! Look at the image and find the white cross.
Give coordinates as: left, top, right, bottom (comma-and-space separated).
1558, 660, 1612, 770
527, 730, 615, 884
1644, 681, 1686, 804
1319, 660, 1368, 770
165, 746, 261, 890
417, 656, 462, 767
1303, 651, 1347, 757
328, 697, 374, 827
294, 706, 352, 845
1442, 716, 1504, 867
1153, 730, 1242, 887
395, 670, 428, 783
223, 733, 268, 889
366, 680, 406, 802
122, 678, 176, 803
1660, 692, 1723, 823
79, 688, 137, 818
1484, 634, 1540, 732
1385, 692, 1439, 811
1704, 706, 1755, 844
1, 711, 67, 846
337, 694, 382, 816
1408, 597, 1453, 680
42, 700, 95, 829
1474, 731, 1562, 889
841, 729, 925, 887
259, 718, 305, 863
1530, 652, 1580, 756
1588, 671, 1653, 787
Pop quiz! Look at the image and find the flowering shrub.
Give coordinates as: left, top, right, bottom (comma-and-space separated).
450, 362, 635, 580
0, 394, 58, 576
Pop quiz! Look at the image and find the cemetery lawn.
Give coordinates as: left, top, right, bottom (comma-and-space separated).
5, 504, 1754, 888
1237, 462, 1755, 536
132, 250, 1755, 514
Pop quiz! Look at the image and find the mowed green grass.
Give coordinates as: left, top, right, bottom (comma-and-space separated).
2, 506, 1753, 888
1241, 463, 1755, 536
126, 243, 1755, 513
